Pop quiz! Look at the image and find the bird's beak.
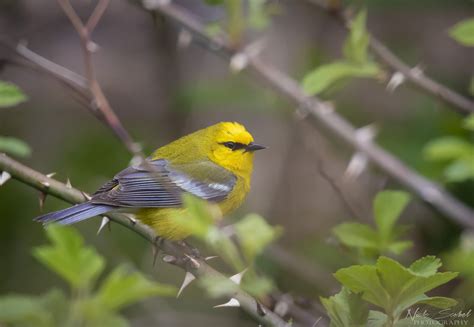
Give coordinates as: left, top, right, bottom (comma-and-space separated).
245, 142, 267, 152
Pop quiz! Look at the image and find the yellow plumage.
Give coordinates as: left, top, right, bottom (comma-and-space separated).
139, 122, 257, 240
35, 122, 265, 240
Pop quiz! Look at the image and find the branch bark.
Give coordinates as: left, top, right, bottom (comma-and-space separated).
305, 0, 474, 115
0, 153, 298, 327
143, 0, 474, 228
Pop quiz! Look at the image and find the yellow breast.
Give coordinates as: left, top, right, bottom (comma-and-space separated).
135, 176, 250, 240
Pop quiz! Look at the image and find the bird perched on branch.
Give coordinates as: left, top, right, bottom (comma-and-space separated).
35, 122, 266, 240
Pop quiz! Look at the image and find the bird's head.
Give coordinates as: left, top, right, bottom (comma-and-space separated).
208, 122, 266, 176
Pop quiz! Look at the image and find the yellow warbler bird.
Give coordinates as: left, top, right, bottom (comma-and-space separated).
35, 122, 266, 240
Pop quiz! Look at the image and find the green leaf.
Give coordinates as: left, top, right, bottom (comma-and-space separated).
449, 18, 474, 46
376, 256, 458, 316
96, 265, 176, 311
204, 22, 223, 38
199, 275, 239, 298
424, 137, 473, 161
443, 246, 474, 277
0, 81, 28, 107
373, 191, 411, 242
0, 294, 52, 327
464, 114, 474, 131
320, 288, 369, 327
332, 223, 379, 250
248, 0, 270, 30
174, 194, 216, 238
409, 256, 441, 277
0, 136, 32, 158
302, 61, 379, 95
343, 10, 370, 63
32, 225, 105, 289
234, 213, 282, 261
367, 310, 388, 327
334, 265, 389, 309
444, 156, 474, 182
242, 275, 274, 297
416, 296, 457, 309
386, 241, 413, 255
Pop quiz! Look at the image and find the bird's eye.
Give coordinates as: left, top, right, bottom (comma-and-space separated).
223, 142, 236, 150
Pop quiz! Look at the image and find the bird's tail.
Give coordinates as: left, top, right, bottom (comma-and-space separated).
34, 202, 114, 225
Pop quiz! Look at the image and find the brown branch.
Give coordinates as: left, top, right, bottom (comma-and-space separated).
143, 1, 474, 228
305, 0, 474, 115
56, 0, 142, 156
0, 153, 301, 327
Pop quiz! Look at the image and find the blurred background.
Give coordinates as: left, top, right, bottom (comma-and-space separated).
1, 0, 473, 326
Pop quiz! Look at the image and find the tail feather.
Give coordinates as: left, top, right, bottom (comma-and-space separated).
34, 202, 113, 225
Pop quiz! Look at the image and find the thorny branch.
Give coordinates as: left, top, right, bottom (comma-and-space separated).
143, 0, 474, 228
0, 153, 310, 327
304, 0, 474, 115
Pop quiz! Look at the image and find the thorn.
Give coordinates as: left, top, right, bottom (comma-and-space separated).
230, 268, 247, 285
46, 172, 56, 178
152, 243, 161, 267
41, 180, 50, 188
214, 298, 240, 308
274, 300, 289, 316
184, 254, 200, 269
256, 300, 267, 316
86, 41, 100, 53
81, 191, 92, 201
0, 171, 11, 186
126, 214, 137, 225
386, 71, 405, 93
344, 124, 378, 180
204, 256, 218, 261
143, 0, 171, 10
97, 216, 110, 235
410, 65, 424, 78
162, 255, 177, 264
177, 271, 196, 298
38, 191, 47, 212
230, 52, 249, 73
66, 178, 72, 189
177, 29, 193, 49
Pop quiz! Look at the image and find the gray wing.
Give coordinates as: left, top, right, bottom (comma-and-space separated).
91, 159, 236, 208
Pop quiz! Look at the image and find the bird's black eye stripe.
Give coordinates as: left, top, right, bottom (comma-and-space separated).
222, 142, 247, 151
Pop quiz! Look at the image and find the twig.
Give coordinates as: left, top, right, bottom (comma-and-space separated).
56, 0, 141, 156
143, 1, 474, 228
304, 0, 474, 115
0, 153, 294, 327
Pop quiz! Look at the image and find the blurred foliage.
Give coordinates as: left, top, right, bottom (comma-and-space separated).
323, 256, 458, 327
203, 0, 277, 45
0, 136, 31, 158
332, 190, 412, 263
449, 18, 474, 47
174, 194, 281, 298
0, 81, 31, 158
0, 81, 28, 108
442, 231, 474, 307
423, 114, 474, 183
302, 10, 381, 95
0, 225, 176, 327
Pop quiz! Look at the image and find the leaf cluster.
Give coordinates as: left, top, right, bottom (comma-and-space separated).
322, 256, 458, 327
173, 194, 282, 298
302, 10, 381, 95
423, 114, 474, 182
333, 190, 412, 262
0, 225, 176, 327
